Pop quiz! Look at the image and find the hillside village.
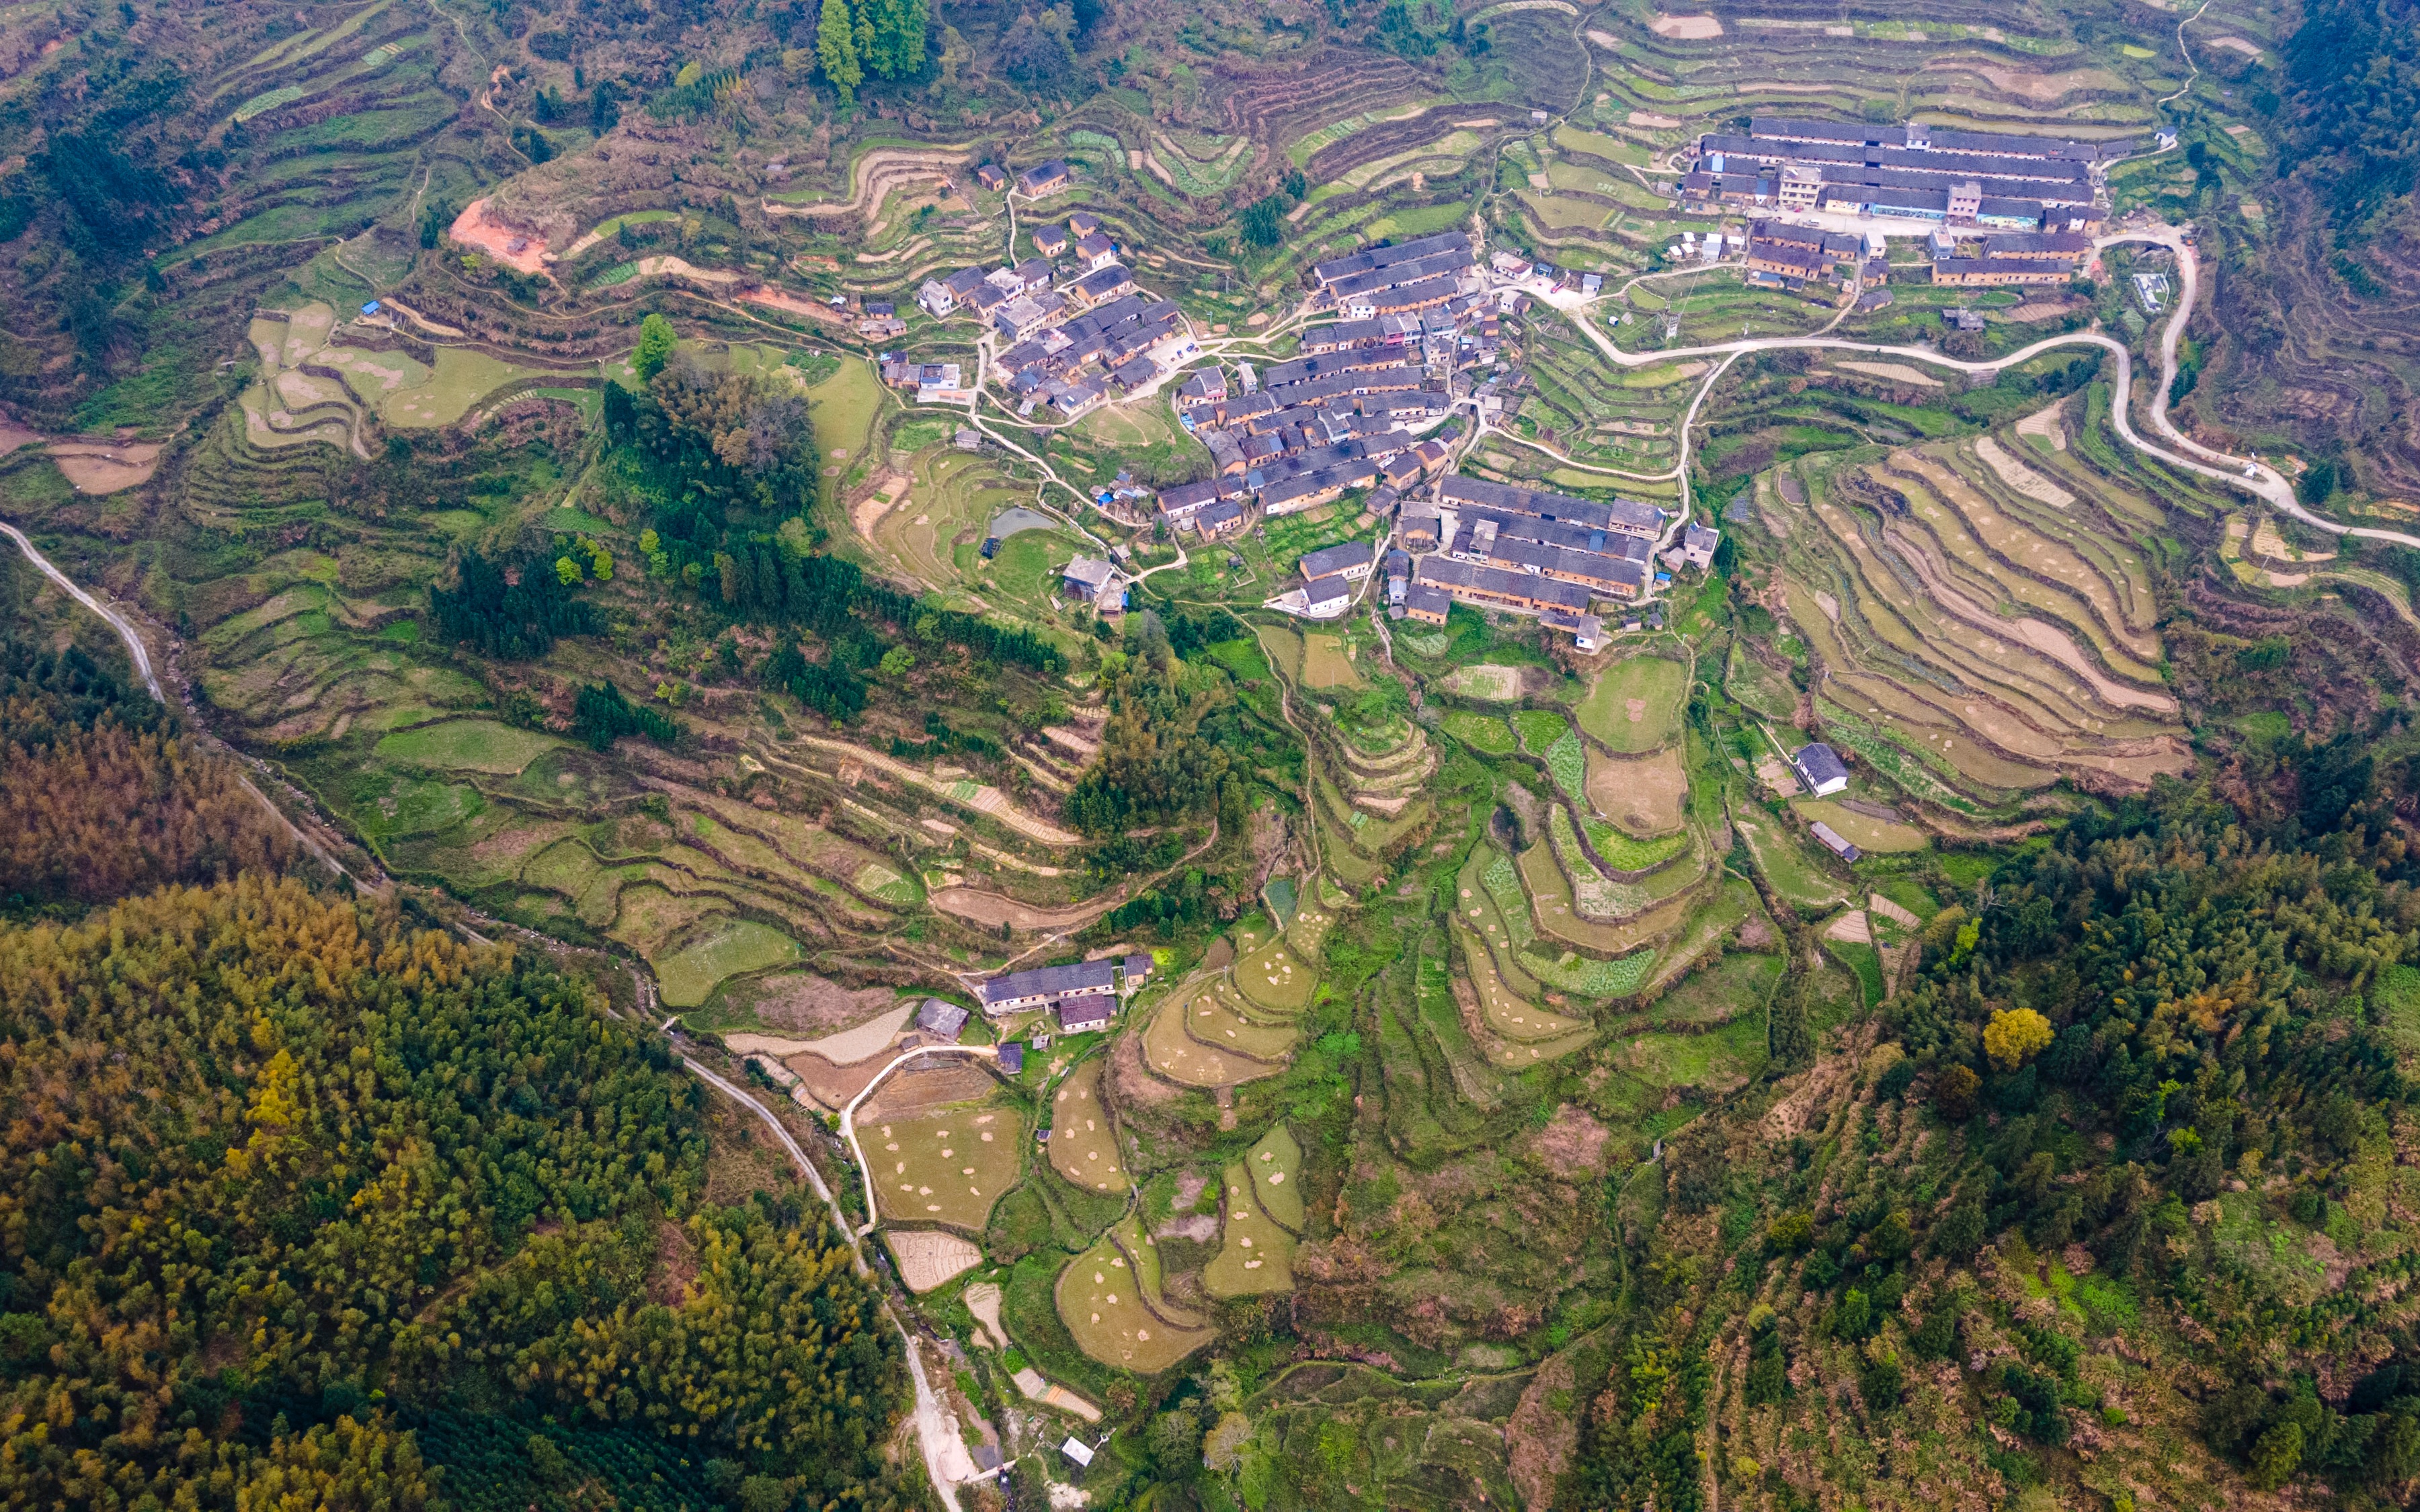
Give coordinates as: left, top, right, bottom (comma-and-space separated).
886, 113, 2132, 657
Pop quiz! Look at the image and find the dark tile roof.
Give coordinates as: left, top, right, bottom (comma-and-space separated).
980, 959, 1116, 1005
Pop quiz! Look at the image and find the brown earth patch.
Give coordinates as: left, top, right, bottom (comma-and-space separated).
735, 971, 901, 1034
930, 886, 1117, 931
863, 1060, 1000, 1118
1533, 1104, 1610, 1177
449, 198, 549, 274
783, 1050, 887, 1109
649, 1219, 698, 1305
1109, 1013, 1183, 1107
1650, 13, 1722, 37
1506, 1349, 1582, 1507
48, 439, 164, 495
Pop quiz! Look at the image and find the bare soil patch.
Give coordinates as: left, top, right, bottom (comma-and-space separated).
1628, 110, 1682, 128
864, 1059, 1000, 1118
783, 1050, 888, 1108
930, 886, 1117, 931
449, 198, 549, 273
887, 1228, 985, 1292
1650, 13, 1723, 37
48, 439, 164, 494
2016, 401, 2068, 450
1835, 361, 1940, 388
731, 972, 902, 1034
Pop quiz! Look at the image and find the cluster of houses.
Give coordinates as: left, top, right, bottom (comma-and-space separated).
976, 954, 1151, 1034
1263, 475, 1717, 646
1160, 351, 1457, 527
912, 210, 1199, 417
1681, 118, 2111, 235
1742, 220, 1886, 293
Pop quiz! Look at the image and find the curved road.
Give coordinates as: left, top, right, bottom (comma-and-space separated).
0, 517, 985, 1507
1545, 226, 2420, 550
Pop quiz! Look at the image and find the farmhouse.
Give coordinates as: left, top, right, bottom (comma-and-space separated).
1299, 574, 1355, 618
1076, 231, 1120, 271
1441, 476, 1665, 538
1069, 264, 1136, 307
1791, 742, 1851, 796
1402, 581, 1451, 625
1299, 541, 1377, 583
1032, 224, 1072, 257
1057, 996, 1115, 1033
975, 163, 1007, 192
1980, 231, 2093, 263
1809, 821, 1861, 862
979, 958, 1118, 1016
1016, 159, 1071, 196
1061, 556, 1118, 605
1683, 523, 1720, 569
916, 999, 970, 1040
1414, 555, 1592, 616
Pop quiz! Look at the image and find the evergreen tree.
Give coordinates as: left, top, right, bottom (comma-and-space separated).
631, 312, 678, 382
817, 0, 863, 106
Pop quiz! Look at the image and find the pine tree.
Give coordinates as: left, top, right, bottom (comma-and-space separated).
817, 0, 863, 106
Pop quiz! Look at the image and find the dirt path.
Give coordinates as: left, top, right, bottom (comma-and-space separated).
764, 735, 1084, 845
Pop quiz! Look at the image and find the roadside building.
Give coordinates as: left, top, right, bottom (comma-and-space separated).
1016, 159, 1072, 197
1076, 232, 1120, 271
916, 999, 970, 1040
1682, 523, 1720, 569
975, 163, 1007, 192
1060, 556, 1117, 605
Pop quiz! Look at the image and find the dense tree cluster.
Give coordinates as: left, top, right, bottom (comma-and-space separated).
573, 680, 680, 750
0, 723, 297, 910
1063, 657, 1234, 835
428, 548, 600, 660
602, 362, 819, 549
0, 630, 293, 912
2283, 0, 2420, 228
0, 876, 910, 1509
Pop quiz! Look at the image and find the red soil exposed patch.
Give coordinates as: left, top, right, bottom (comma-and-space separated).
450, 198, 549, 274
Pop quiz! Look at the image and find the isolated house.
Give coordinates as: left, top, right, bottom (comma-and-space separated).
1791, 742, 1851, 796
1061, 556, 1117, 604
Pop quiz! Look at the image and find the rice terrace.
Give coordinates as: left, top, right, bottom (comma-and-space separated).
0, 0, 2407, 1505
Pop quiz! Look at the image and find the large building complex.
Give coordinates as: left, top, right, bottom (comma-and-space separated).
1681, 118, 2114, 234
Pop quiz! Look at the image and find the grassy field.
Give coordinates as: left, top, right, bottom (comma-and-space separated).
1443, 664, 1523, 700
1735, 810, 1848, 913
1578, 657, 1687, 752
1513, 708, 1569, 754
806, 355, 887, 476
1441, 711, 1515, 753
374, 720, 561, 774
869, 1101, 1026, 1230
1586, 745, 1689, 835
1203, 1160, 1297, 1298
1793, 798, 1930, 853
1047, 1059, 1127, 1193
1299, 633, 1364, 690
654, 919, 803, 1008
1649, 950, 1783, 1028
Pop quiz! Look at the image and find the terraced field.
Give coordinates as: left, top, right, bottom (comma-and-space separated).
869, 1101, 1026, 1230
1057, 1216, 1216, 1372
1763, 430, 2191, 821
1047, 1059, 1127, 1194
